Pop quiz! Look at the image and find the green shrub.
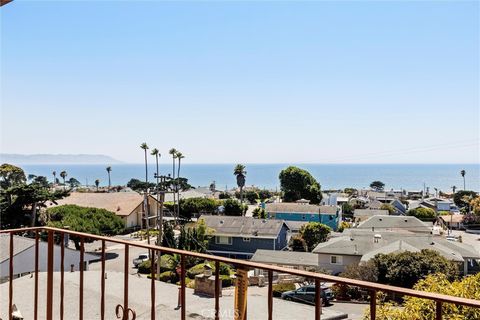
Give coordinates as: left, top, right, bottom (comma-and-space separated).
160, 254, 176, 271
186, 262, 233, 279
138, 260, 152, 274
272, 283, 296, 297
159, 271, 178, 283
220, 275, 233, 287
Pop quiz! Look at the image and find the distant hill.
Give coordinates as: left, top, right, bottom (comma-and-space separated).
0, 154, 123, 165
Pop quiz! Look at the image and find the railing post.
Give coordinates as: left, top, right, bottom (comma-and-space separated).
181, 254, 186, 320
151, 248, 156, 320
60, 233, 65, 320
436, 301, 442, 320
34, 231, 39, 320
315, 279, 321, 320
101, 240, 105, 320
124, 244, 129, 320
268, 270, 273, 320
370, 289, 377, 320
9, 232, 14, 320
79, 238, 84, 320
215, 261, 220, 320
46, 230, 54, 320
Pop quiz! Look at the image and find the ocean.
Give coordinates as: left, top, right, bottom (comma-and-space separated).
20, 163, 479, 192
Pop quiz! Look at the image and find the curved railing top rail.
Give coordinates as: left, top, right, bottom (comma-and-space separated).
2, 226, 480, 309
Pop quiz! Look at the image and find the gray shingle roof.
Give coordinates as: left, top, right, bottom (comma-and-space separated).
357, 215, 431, 233
265, 203, 338, 214
250, 249, 319, 267
312, 232, 480, 262
199, 215, 287, 238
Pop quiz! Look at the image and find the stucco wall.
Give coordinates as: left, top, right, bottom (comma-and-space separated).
316, 253, 361, 275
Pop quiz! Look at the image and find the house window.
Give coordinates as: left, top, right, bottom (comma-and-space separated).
215, 236, 232, 245
330, 255, 342, 265
243, 237, 251, 242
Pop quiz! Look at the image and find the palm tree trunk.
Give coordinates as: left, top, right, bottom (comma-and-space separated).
177, 158, 181, 220
463, 177, 466, 190
172, 157, 176, 223
144, 149, 150, 246
108, 173, 111, 190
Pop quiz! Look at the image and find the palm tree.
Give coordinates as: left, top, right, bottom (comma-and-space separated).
52, 171, 57, 186
176, 151, 185, 219
95, 179, 100, 192
151, 148, 160, 238
460, 170, 466, 190
60, 171, 67, 190
451, 186, 456, 194
234, 164, 246, 206
106, 166, 112, 190
140, 142, 151, 246
169, 148, 178, 219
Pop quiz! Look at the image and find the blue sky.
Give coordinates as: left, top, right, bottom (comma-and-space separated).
1, 0, 479, 164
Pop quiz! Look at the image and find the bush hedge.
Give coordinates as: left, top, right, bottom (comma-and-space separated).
272, 283, 296, 297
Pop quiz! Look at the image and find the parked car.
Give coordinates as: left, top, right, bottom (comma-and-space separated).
281, 284, 333, 306
132, 253, 149, 268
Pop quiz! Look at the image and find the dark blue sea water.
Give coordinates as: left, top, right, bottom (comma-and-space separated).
20, 163, 479, 192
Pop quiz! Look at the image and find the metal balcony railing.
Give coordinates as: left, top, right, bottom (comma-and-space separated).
1, 226, 479, 320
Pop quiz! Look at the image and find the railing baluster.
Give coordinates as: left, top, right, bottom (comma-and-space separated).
60, 233, 65, 320
151, 248, 156, 320
215, 261, 220, 320
370, 289, 377, 319
181, 254, 186, 320
101, 240, 106, 320
79, 238, 84, 320
124, 244, 129, 319
315, 279, 321, 320
436, 301, 442, 320
34, 231, 39, 320
46, 230, 54, 320
268, 270, 273, 320
9, 232, 13, 320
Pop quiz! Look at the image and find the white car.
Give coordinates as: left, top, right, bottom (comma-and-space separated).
132, 253, 149, 268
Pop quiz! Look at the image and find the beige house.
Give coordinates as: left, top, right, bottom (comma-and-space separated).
48, 192, 161, 230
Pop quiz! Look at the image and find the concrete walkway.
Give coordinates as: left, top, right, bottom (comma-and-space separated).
0, 271, 348, 319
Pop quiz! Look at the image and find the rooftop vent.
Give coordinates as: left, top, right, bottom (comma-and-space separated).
220, 220, 224, 224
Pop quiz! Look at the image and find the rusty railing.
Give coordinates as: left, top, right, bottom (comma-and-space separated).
1, 226, 480, 320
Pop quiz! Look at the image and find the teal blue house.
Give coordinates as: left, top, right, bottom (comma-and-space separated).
263, 202, 341, 231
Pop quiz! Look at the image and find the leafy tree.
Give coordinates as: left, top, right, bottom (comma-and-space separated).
289, 235, 307, 252
218, 192, 231, 199
370, 181, 385, 191
67, 177, 81, 188
279, 166, 322, 204
46, 205, 125, 249
470, 196, 480, 215
342, 202, 354, 217
1, 165, 69, 228
223, 199, 246, 216
258, 189, 272, 201
453, 190, 477, 209
299, 222, 331, 251
372, 249, 458, 289
371, 273, 480, 320
162, 221, 176, 248
234, 164, 247, 205
126, 178, 156, 192
341, 260, 378, 283
179, 197, 218, 220
177, 219, 214, 253
244, 190, 258, 204
252, 207, 266, 219
407, 207, 436, 221
344, 188, 357, 196
380, 204, 395, 215
0, 163, 26, 189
